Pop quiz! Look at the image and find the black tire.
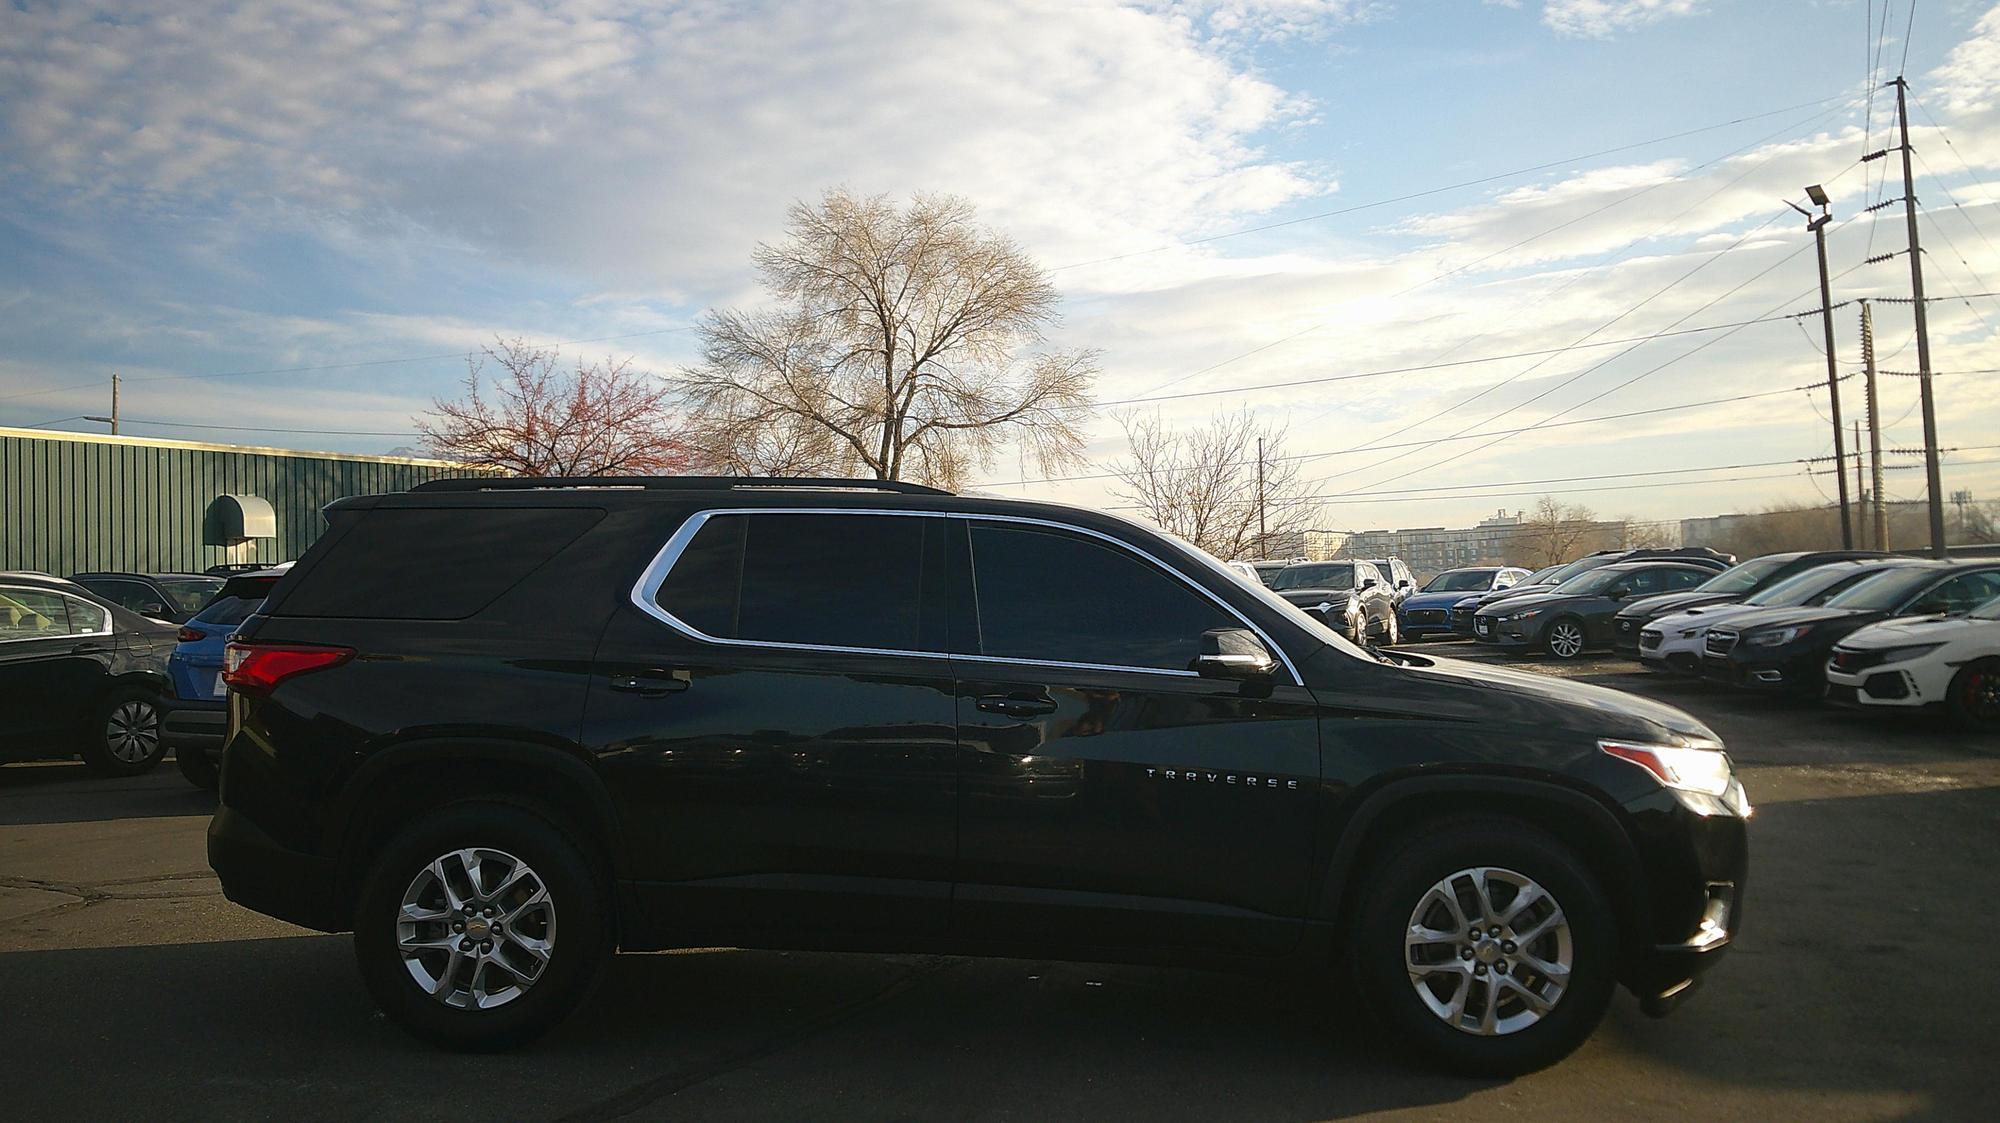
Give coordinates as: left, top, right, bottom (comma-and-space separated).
78, 686, 166, 776
176, 746, 219, 791
1946, 657, 2000, 730
1349, 817, 1617, 1077
1543, 616, 1587, 660
353, 802, 610, 1051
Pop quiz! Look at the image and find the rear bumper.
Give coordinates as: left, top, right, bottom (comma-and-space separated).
207, 803, 343, 932
162, 703, 226, 760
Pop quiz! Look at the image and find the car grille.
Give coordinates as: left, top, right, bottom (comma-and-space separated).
1638, 628, 1662, 650
1704, 629, 1739, 656
1829, 646, 1887, 673
1406, 609, 1446, 625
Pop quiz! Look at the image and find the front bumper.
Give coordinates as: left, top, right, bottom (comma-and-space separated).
208, 803, 343, 932
1625, 880, 1740, 998
1823, 663, 1930, 708
1700, 651, 1818, 690
1472, 615, 1537, 647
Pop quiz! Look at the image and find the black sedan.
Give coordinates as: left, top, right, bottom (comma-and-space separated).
1609, 549, 1888, 658
0, 572, 177, 774
1700, 561, 2000, 695
1266, 559, 1399, 645
1473, 561, 1714, 658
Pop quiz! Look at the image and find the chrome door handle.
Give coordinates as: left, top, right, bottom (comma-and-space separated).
976, 693, 1056, 718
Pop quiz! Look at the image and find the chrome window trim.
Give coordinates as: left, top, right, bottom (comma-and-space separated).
0, 586, 114, 645
628, 507, 1304, 686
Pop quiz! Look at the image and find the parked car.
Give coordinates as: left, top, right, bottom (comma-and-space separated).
70, 571, 223, 624
0, 572, 175, 774
1637, 559, 1925, 673
209, 475, 1749, 1074
1449, 563, 1565, 635
1267, 559, 1400, 645
1824, 593, 2000, 725
1452, 549, 1731, 638
1400, 566, 1532, 640
163, 569, 291, 790
1609, 551, 1889, 659
1474, 562, 1714, 658
1361, 557, 1418, 602
1248, 558, 1302, 586
1701, 561, 2000, 695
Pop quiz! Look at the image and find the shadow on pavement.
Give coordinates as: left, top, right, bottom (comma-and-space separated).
0, 760, 214, 828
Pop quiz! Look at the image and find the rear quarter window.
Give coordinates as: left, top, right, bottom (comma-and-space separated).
278, 507, 605, 619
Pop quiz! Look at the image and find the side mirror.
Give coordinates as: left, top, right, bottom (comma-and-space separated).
140, 602, 169, 618
1361, 577, 1379, 590
1192, 628, 1277, 680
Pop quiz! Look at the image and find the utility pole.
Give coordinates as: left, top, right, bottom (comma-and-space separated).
1794, 184, 1851, 546
110, 372, 120, 435
1862, 301, 1888, 550
1255, 436, 1267, 558
1893, 77, 1947, 557
1853, 420, 1864, 533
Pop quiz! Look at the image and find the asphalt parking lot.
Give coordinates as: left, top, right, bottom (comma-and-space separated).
3, 642, 1997, 1122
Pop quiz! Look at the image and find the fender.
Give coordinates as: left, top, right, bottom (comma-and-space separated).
326, 736, 624, 860
1314, 772, 1648, 936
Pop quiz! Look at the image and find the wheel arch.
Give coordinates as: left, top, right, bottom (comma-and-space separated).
1317, 773, 1649, 956
326, 738, 624, 934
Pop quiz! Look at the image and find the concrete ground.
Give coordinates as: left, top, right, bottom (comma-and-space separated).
2, 643, 1996, 1121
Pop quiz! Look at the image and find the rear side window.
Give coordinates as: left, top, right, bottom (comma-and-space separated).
653, 513, 927, 651
280, 507, 604, 619
965, 522, 1236, 671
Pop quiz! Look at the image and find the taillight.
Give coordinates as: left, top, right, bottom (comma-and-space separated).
177, 626, 207, 643
221, 641, 354, 696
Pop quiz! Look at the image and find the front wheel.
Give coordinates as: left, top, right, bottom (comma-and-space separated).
1947, 658, 2000, 730
1349, 817, 1616, 1076
1544, 618, 1586, 660
1385, 614, 1400, 647
78, 687, 166, 775
353, 802, 610, 1050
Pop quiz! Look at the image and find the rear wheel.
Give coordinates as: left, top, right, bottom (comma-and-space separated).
1385, 614, 1400, 647
353, 802, 609, 1050
1947, 658, 2000, 730
1544, 618, 1586, 660
78, 687, 165, 775
1349, 817, 1616, 1076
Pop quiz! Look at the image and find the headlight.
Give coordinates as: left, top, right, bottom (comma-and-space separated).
1746, 624, 1813, 647
1872, 642, 1944, 663
1600, 740, 1734, 798
1506, 608, 1545, 621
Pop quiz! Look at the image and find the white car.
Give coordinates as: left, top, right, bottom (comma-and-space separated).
1638, 559, 1920, 673
1824, 595, 2000, 724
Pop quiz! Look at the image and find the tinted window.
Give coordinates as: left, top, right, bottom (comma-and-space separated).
156, 577, 223, 613
966, 523, 1236, 671
0, 587, 68, 641
1908, 570, 2000, 615
192, 594, 265, 628
84, 578, 155, 613
280, 507, 605, 619
655, 513, 926, 651
64, 596, 108, 634
1269, 563, 1354, 591
1697, 555, 1793, 596
1664, 567, 1708, 591
1424, 569, 1496, 593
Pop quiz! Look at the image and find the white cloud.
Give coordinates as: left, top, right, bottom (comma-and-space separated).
1539, 0, 1704, 39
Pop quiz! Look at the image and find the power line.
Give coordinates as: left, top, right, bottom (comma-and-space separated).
1899, 0, 1919, 77
1047, 93, 1852, 275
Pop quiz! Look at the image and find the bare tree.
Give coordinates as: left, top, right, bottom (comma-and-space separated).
1112, 408, 1321, 560
417, 338, 689, 476
1618, 518, 1676, 550
673, 190, 1096, 488
1520, 495, 1604, 568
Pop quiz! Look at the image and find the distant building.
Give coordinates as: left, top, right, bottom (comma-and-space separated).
1342, 509, 1650, 577
0, 426, 487, 574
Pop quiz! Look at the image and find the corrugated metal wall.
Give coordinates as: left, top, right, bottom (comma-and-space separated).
0, 429, 484, 574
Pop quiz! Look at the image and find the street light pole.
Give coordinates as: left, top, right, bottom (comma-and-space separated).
1795, 185, 1851, 547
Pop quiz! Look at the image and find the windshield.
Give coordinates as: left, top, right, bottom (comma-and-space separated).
1520, 564, 1563, 585
1824, 567, 1941, 611
1270, 563, 1355, 591
191, 594, 265, 627
1554, 567, 1624, 595
1696, 554, 1792, 596
156, 576, 224, 614
1422, 569, 1495, 593
1544, 555, 1614, 585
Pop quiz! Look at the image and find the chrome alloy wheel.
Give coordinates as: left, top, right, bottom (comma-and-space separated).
397, 847, 557, 1010
105, 700, 160, 763
1547, 621, 1584, 659
1404, 866, 1572, 1036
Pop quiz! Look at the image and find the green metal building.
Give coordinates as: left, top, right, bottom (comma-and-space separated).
0, 426, 485, 574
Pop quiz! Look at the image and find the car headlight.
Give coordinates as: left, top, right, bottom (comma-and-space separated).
1600, 739, 1735, 798
1505, 608, 1544, 621
1869, 642, 1944, 664
1746, 624, 1813, 647
1677, 627, 1701, 639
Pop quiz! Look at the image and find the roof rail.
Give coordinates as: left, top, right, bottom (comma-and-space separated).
408, 475, 952, 496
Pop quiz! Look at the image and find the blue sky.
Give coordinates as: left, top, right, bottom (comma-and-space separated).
3, 0, 1998, 533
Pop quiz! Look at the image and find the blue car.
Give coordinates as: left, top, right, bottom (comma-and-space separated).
1399, 566, 1532, 640
163, 568, 288, 789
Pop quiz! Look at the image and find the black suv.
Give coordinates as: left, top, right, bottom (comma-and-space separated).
209, 478, 1749, 1076
1265, 560, 1401, 645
